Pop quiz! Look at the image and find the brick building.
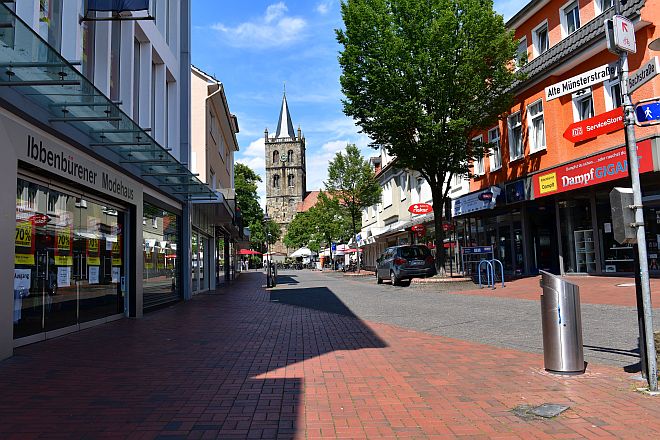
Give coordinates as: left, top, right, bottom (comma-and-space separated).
451, 0, 660, 277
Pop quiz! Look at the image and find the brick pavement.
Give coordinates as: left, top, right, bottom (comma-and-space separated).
0, 272, 659, 439
446, 275, 660, 308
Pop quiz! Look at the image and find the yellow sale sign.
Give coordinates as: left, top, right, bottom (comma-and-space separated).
15, 222, 32, 248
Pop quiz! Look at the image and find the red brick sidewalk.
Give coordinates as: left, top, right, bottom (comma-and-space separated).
449, 275, 660, 308
0, 273, 658, 439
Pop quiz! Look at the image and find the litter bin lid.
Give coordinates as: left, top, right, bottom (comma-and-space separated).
539, 270, 579, 294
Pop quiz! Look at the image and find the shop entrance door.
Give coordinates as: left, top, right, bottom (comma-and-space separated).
528, 204, 559, 273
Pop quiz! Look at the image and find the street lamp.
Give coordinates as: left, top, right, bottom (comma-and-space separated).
264, 212, 271, 287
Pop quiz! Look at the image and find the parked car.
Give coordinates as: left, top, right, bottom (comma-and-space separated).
376, 245, 436, 286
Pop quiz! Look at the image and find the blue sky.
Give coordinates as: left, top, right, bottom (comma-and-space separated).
191, 1, 523, 206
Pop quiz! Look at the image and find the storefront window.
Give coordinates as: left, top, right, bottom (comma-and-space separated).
559, 198, 595, 273
15, 179, 126, 340
143, 203, 180, 309
596, 193, 634, 273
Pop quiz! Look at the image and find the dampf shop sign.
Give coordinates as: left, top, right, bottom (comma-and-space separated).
533, 140, 653, 198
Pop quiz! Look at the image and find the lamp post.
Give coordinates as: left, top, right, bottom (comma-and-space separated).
264, 212, 271, 288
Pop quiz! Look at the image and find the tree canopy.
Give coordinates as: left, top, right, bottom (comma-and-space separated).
337, 0, 519, 269
325, 144, 381, 245
235, 162, 264, 229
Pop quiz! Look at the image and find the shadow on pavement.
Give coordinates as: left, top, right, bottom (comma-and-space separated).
274, 274, 299, 285
270, 286, 355, 317
584, 344, 641, 373
0, 272, 386, 439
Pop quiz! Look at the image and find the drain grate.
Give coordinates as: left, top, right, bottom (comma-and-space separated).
512, 403, 569, 420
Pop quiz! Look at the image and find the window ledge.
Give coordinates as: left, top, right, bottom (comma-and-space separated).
490, 165, 502, 172
530, 146, 547, 155
509, 155, 524, 163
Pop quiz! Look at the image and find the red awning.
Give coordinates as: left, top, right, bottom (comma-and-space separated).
238, 249, 262, 255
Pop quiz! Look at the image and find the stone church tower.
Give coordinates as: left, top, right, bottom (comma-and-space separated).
265, 92, 307, 255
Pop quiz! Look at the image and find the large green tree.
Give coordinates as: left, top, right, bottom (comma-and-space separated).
325, 144, 381, 268
284, 192, 352, 255
235, 163, 264, 230
249, 219, 281, 252
337, 0, 519, 270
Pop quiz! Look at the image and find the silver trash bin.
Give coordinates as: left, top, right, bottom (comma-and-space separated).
540, 270, 585, 374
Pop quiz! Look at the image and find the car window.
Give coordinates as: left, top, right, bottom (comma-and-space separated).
399, 246, 430, 259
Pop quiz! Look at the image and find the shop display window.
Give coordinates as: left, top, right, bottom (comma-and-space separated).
143, 203, 180, 308
14, 178, 126, 340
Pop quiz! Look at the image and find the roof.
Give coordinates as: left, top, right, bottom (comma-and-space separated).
510, 0, 645, 92
297, 191, 321, 212
275, 93, 296, 139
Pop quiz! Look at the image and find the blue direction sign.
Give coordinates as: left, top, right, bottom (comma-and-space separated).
635, 100, 660, 126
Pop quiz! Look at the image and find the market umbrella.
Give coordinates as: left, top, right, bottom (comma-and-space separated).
290, 247, 316, 258
238, 249, 262, 255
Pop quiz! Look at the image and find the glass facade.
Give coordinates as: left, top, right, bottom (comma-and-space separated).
14, 178, 125, 339
142, 203, 180, 309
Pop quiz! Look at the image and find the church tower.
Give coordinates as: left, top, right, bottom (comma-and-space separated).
265, 92, 307, 255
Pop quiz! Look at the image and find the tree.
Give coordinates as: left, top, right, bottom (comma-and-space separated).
325, 144, 381, 269
337, 0, 519, 271
249, 219, 281, 252
235, 163, 264, 230
285, 192, 353, 257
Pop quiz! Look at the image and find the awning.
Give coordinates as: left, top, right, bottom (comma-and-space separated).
238, 249, 261, 255
0, 4, 214, 201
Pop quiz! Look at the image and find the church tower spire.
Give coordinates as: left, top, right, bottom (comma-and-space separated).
275, 90, 296, 139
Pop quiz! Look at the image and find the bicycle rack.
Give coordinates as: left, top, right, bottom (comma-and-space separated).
478, 258, 505, 289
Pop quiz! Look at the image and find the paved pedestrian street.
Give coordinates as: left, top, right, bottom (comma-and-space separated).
1, 271, 660, 439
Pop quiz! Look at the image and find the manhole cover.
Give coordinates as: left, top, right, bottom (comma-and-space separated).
512, 403, 569, 420
616, 283, 636, 287
531, 403, 569, 418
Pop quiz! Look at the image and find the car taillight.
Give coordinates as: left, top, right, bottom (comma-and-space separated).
425, 256, 434, 264
393, 258, 406, 266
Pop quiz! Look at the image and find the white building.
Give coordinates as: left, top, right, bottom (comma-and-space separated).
0, 1, 214, 359
359, 147, 469, 270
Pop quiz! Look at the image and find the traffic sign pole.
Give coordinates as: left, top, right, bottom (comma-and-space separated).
614, 1, 658, 392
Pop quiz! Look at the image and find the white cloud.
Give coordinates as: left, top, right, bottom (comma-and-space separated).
211, 2, 307, 49
236, 138, 267, 208
305, 134, 373, 191
316, 1, 332, 15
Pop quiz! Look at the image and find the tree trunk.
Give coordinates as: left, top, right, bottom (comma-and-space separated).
431, 184, 446, 276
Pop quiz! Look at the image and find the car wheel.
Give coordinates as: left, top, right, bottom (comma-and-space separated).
376, 270, 383, 284
390, 271, 399, 286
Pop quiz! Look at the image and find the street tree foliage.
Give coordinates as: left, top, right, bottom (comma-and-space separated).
337, 0, 519, 269
249, 219, 281, 251
235, 163, 264, 230
284, 192, 352, 254
325, 144, 381, 248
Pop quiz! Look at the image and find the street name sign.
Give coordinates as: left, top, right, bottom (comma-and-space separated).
545, 64, 618, 101
628, 56, 659, 94
635, 100, 660, 126
612, 15, 636, 53
563, 107, 624, 143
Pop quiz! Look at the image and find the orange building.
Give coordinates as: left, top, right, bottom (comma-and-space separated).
452, 0, 660, 276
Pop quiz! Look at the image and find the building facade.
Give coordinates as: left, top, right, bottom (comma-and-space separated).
452, 0, 660, 277
0, 0, 217, 359
190, 65, 243, 291
359, 148, 469, 271
265, 93, 307, 255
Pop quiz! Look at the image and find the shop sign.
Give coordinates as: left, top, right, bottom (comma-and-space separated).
452, 186, 502, 217
28, 214, 50, 227
442, 222, 455, 232
533, 140, 654, 199
55, 226, 73, 266
408, 203, 433, 214
462, 246, 493, 255
545, 63, 618, 101
15, 220, 35, 265
562, 107, 624, 143
411, 224, 426, 237
87, 238, 101, 266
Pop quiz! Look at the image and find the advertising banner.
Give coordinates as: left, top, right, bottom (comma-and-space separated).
15, 220, 35, 265
87, 238, 101, 266
55, 225, 73, 266
533, 140, 653, 198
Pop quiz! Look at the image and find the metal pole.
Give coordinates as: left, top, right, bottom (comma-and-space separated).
616, 0, 657, 391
